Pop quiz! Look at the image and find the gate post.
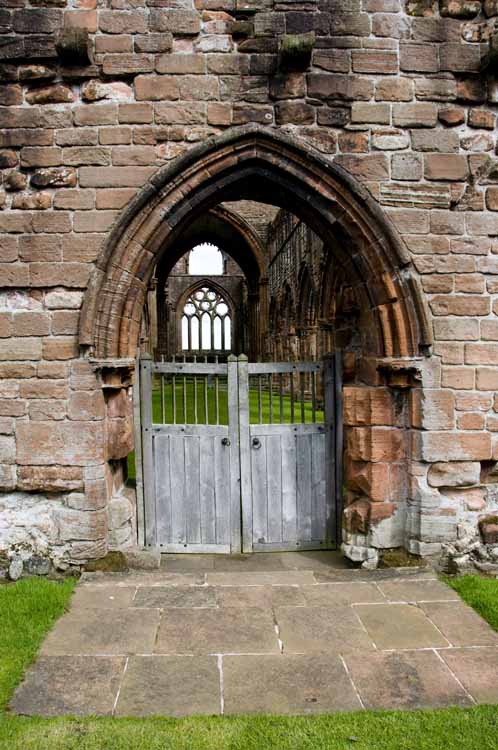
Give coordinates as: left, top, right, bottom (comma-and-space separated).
140, 353, 156, 547
133, 349, 146, 546
237, 354, 253, 553
323, 353, 341, 546
227, 355, 242, 554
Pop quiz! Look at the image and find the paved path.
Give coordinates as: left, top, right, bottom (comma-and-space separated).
11, 552, 498, 716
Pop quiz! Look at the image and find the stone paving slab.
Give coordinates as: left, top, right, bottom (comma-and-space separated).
275, 605, 374, 653
344, 650, 473, 710
40, 608, 160, 656
116, 656, 220, 717
300, 582, 385, 607
216, 584, 306, 608
438, 647, 498, 704
222, 654, 361, 714
207, 570, 316, 586
420, 601, 498, 647
355, 603, 449, 650
11, 555, 498, 717
156, 607, 280, 655
377, 579, 460, 603
133, 585, 217, 609
71, 585, 137, 610
11, 656, 125, 716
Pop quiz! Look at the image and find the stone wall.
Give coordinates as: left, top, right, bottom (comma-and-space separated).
1, 0, 498, 570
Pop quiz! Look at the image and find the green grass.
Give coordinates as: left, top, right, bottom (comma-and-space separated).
150, 380, 324, 426
445, 575, 498, 632
0, 577, 76, 710
0, 576, 497, 749
127, 382, 324, 481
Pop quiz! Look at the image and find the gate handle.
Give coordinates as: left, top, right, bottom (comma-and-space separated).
252, 437, 261, 449
221, 437, 230, 447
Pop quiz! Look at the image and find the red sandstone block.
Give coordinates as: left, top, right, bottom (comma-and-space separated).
433, 319, 479, 341
95, 34, 133, 54
393, 103, 437, 127
12, 312, 50, 338
347, 426, 406, 462
424, 153, 468, 180
351, 102, 390, 124
30, 263, 90, 288
135, 75, 180, 101
79, 166, 155, 187
440, 42, 482, 73
457, 412, 485, 430
351, 49, 398, 74
99, 10, 148, 34
454, 275, 484, 294
334, 153, 389, 180
73, 104, 118, 127
102, 54, 154, 76
62, 234, 103, 263
433, 343, 464, 364
441, 366, 475, 390
73, 211, 117, 233
0, 338, 42, 361
42, 337, 79, 361
307, 73, 373, 101
476, 367, 498, 391
481, 320, 498, 340
99, 126, 132, 145
95, 188, 137, 209
465, 343, 498, 365
430, 295, 489, 316
51, 311, 80, 336
19, 379, 68, 399
68, 390, 105, 421
343, 387, 394, 426
375, 77, 413, 101
400, 43, 438, 72
415, 431, 491, 461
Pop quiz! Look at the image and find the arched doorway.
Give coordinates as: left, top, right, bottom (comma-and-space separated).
80, 125, 432, 565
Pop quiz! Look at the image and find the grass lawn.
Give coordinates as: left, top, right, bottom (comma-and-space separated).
149, 380, 324, 426
445, 575, 498, 631
1, 575, 498, 749
128, 382, 325, 481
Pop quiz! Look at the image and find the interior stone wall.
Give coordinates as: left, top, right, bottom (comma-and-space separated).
1, 0, 498, 571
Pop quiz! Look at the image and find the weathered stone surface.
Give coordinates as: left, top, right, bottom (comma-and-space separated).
26, 84, 74, 105
428, 462, 480, 487
30, 167, 77, 188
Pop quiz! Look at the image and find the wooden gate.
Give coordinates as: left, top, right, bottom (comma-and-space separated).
137, 354, 342, 553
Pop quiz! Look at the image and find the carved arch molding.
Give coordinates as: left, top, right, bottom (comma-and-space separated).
80, 124, 432, 360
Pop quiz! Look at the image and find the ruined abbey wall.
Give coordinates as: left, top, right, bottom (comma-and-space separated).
2, 0, 498, 572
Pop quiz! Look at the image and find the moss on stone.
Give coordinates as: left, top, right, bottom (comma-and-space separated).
380, 548, 428, 568
84, 551, 129, 573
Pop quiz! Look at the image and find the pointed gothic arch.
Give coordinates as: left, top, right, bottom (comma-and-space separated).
80, 124, 432, 361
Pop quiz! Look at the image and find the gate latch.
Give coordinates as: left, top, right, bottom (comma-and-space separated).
252, 437, 261, 449
221, 437, 230, 446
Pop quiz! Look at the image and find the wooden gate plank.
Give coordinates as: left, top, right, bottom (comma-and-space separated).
170, 435, 186, 544
214, 437, 231, 545
185, 436, 201, 544
311, 432, 326, 541
251, 434, 268, 545
199, 435, 216, 545
266, 434, 283, 543
296, 433, 312, 543
140, 355, 157, 548
281, 431, 297, 543
154, 433, 172, 547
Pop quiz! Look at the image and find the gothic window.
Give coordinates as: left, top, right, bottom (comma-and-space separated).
181, 286, 231, 351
